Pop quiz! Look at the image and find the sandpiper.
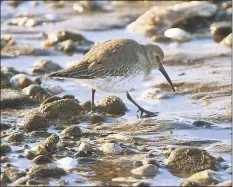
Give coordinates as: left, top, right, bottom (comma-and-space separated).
49, 39, 175, 117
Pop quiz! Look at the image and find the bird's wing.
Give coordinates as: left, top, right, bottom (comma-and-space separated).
50, 39, 143, 79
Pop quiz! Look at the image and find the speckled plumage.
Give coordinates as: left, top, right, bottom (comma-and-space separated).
49, 39, 164, 92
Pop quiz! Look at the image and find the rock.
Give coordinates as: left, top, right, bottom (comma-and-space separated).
180, 180, 201, 187
6, 132, 24, 142
10, 74, 35, 89
81, 101, 91, 111
102, 143, 123, 155
78, 141, 93, 152
215, 180, 232, 186
39, 99, 83, 120
33, 59, 62, 73
75, 150, 90, 158
62, 94, 75, 100
131, 164, 159, 177
25, 145, 50, 160
127, 1, 218, 37
1, 45, 55, 58
43, 134, 59, 153
26, 179, 43, 185
40, 96, 61, 106
192, 120, 212, 128
28, 164, 66, 178
133, 182, 152, 187
32, 155, 52, 164
96, 96, 127, 115
188, 170, 222, 186
12, 175, 30, 186
1, 144, 12, 155
44, 30, 93, 46
0, 123, 10, 130
4, 166, 26, 181
77, 157, 99, 164
1, 88, 34, 109
220, 33, 232, 48
1, 70, 14, 87
20, 113, 49, 132
151, 35, 171, 42
210, 22, 232, 43
73, 1, 102, 13
164, 28, 192, 42
1, 36, 15, 49
143, 159, 159, 167
22, 84, 50, 100
56, 157, 78, 170
0, 173, 10, 184
61, 125, 82, 138
89, 113, 105, 123
165, 147, 218, 174
58, 39, 76, 53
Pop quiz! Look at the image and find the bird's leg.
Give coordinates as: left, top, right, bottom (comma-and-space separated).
126, 92, 158, 118
91, 89, 96, 112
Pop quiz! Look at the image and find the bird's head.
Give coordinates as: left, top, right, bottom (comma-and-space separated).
142, 43, 175, 92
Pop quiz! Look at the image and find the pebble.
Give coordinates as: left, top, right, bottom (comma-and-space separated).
56, 157, 78, 170
6, 132, 24, 142
102, 143, 123, 155
1, 144, 12, 155
33, 59, 62, 73
20, 113, 49, 132
131, 164, 158, 177
210, 22, 232, 43
32, 155, 52, 164
22, 84, 50, 99
220, 33, 232, 48
188, 169, 223, 186
39, 99, 83, 120
29, 164, 66, 178
10, 74, 35, 89
61, 125, 82, 138
192, 120, 212, 128
165, 147, 218, 173
164, 28, 192, 42
77, 157, 100, 164
96, 95, 128, 115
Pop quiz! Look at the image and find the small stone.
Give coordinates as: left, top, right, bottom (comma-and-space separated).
210, 22, 232, 43
12, 175, 30, 186
77, 157, 99, 164
20, 113, 49, 132
61, 125, 82, 138
40, 96, 61, 106
192, 120, 212, 128
22, 84, 50, 100
180, 180, 201, 187
75, 150, 89, 157
26, 179, 43, 185
102, 143, 123, 155
133, 160, 143, 167
39, 99, 83, 120
133, 182, 152, 187
220, 33, 232, 48
144, 159, 159, 167
6, 132, 24, 142
96, 95, 128, 115
4, 166, 26, 181
32, 155, 52, 164
78, 141, 93, 152
43, 134, 59, 153
81, 101, 91, 111
188, 170, 223, 186
33, 59, 62, 73
131, 164, 158, 177
1, 144, 12, 155
56, 157, 78, 170
164, 28, 192, 42
62, 94, 75, 100
29, 164, 66, 178
165, 147, 218, 174
73, 1, 101, 13
58, 39, 76, 53
151, 35, 171, 42
89, 113, 104, 123
0, 123, 10, 130
10, 74, 35, 89
1, 173, 10, 184
58, 179, 69, 186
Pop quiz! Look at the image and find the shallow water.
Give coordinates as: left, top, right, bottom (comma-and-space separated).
1, 1, 232, 186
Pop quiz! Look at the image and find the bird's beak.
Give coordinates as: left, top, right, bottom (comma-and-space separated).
158, 61, 175, 92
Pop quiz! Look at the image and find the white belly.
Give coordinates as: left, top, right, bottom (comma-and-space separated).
76, 73, 145, 93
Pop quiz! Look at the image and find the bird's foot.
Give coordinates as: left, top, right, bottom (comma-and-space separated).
137, 108, 158, 118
